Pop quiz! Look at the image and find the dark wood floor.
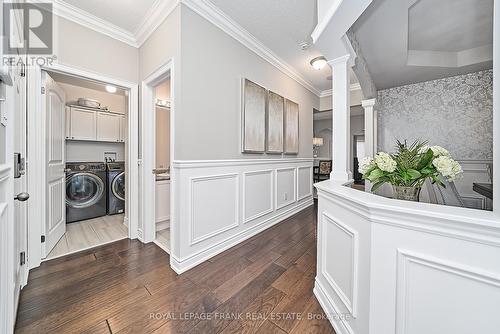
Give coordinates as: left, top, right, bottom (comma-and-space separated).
15, 205, 335, 334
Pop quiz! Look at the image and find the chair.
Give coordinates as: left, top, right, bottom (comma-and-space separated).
314, 160, 332, 183
425, 178, 465, 208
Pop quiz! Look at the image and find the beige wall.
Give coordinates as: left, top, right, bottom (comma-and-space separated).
155, 80, 171, 101
177, 5, 319, 159
58, 82, 127, 113
54, 16, 139, 83
156, 107, 171, 169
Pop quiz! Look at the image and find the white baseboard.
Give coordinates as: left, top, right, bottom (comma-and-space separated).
156, 220, 170, 231
170, 198, 313, 274
314, 279, 355, 334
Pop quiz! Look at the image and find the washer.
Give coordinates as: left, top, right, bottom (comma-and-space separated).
107, 162, 125, 215
66, 162, 107, 223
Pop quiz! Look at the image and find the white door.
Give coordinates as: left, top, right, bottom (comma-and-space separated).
0, 64, 17, 333
43, 72, 66, 257
96, 112, 120, 142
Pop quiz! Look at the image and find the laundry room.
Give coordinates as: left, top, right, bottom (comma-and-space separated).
45, 71, 129, 259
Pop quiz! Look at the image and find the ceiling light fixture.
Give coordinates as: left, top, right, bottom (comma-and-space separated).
105, 85, 117, 93
310, 56, 327, 70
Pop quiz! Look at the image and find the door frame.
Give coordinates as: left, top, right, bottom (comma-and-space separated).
141, 60, 175, 248
26, 62, 139, 269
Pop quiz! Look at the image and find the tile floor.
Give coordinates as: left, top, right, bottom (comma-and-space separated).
155, 227, 170, 253
47, 214, 128, 259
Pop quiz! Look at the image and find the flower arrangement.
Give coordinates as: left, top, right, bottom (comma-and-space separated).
359, 140, 463, 200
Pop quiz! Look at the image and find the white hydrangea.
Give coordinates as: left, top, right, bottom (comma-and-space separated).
358, 157, 375, 175
374, 152, 397, 173
418, 145, 429, 154
430, 146, 450, 157
432, 156, 463, 181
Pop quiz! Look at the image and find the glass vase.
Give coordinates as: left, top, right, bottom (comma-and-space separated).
392, 185, 421, 202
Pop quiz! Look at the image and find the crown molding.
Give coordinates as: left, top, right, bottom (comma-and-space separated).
181, 0, 322, 97
134, 0, 179, 46
320, 83, 362, 98
29, 0, 179, 48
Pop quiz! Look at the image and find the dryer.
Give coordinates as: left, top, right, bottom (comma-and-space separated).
107, 162, 125, 215
66, 162, 107, 223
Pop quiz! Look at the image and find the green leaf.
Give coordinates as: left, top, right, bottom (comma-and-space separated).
421, 167, 434, 175
407, 169, 421, 179
367, 168, 384, 181
417, 149, 434, 170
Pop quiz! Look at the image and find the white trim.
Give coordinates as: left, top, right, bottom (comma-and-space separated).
170, 198, 313, 274
297, 166, 314, 201
181, 0, 321, 97
189, 173, 240, 245
140, 60, 175, 251
275, 167, 298, 210
26, 62, 139, 270
314, 279, 355, 334
321, 212, 359, 318
153, 239, 170, 254
320, 83, 362, 98
311, 0, 344, 43
134, 0, 179, 46
395, 249, 500, 334
173, 158, 314, 169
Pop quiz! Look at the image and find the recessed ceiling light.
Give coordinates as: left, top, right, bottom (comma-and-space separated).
310, 56, 327, 70
105, 85, 117, 93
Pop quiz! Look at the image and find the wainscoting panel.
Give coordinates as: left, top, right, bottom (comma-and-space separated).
243, 170, 274, 223
171, 158, 314, 273
298, 166, 313, 200
190, 174, 239, 245
276, 168, 297, 210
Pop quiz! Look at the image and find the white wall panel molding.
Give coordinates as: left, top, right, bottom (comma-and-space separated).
189, 173, 239, 245
396, 249, 500, 334
320, 83, 362, 98
170, 158, 313, 274
181, 0, 321, 96
321, 213, 359, 317
275, 168, 297, 210
243, 170, 274, 224
297, 166, 314, 201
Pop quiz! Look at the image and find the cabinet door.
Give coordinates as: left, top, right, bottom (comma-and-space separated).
97, 112, 121, 142
119, 116, 126, 142
70, 108, 97, 140
65, 107, 71, 139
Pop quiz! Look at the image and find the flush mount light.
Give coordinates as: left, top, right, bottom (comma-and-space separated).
310, 56, 327, 70
105, 85, 117, 93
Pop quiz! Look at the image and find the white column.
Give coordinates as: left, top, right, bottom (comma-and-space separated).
362, 98, 377, 158
329, 55, 352, 182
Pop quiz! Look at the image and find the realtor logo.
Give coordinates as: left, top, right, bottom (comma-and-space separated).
3, 2, 53, 55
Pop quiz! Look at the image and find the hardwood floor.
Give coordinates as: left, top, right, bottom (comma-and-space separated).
15, 205, 335, 334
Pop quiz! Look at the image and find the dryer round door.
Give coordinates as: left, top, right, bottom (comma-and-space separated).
66, 172, 105, 208
112, 172, 125, 201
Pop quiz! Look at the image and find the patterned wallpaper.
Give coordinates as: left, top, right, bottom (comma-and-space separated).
377, 70, 493, 160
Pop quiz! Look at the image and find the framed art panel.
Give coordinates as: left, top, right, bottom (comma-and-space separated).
267, 91, 284, 153
284, 99, 299, 154
242, 79, 267, 153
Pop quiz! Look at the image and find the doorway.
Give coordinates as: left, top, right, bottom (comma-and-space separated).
42, 71, 129, 259
26, 63, 139, 268
141, 61, 174, 255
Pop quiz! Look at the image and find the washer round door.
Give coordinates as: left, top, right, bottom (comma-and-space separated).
112, 171, 125, 201
66, 172, 105, 208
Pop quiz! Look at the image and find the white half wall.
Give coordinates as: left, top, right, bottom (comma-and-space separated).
170, 158, 314, 273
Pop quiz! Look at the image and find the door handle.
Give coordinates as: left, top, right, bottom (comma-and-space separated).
14, 192, 30, 201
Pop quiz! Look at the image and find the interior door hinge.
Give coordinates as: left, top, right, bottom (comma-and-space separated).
41, 87, 45, 94
41, 235, 45, 243
20, 251, 26, 266
20, 63, 26, 77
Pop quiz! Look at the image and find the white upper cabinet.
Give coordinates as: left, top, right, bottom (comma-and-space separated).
66, 106, 125, 143
69, 107, 96, 141
97, 112, 121, 142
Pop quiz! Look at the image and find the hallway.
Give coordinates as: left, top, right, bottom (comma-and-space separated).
15, 205, 334, 333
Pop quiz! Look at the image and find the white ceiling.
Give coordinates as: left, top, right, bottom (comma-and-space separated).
62, 0, 158, 33
208, 0, 335, 92
352, 0, 493, 90
49, 71, 127, 96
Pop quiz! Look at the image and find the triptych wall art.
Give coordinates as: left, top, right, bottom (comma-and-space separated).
242, 78, 299, 154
